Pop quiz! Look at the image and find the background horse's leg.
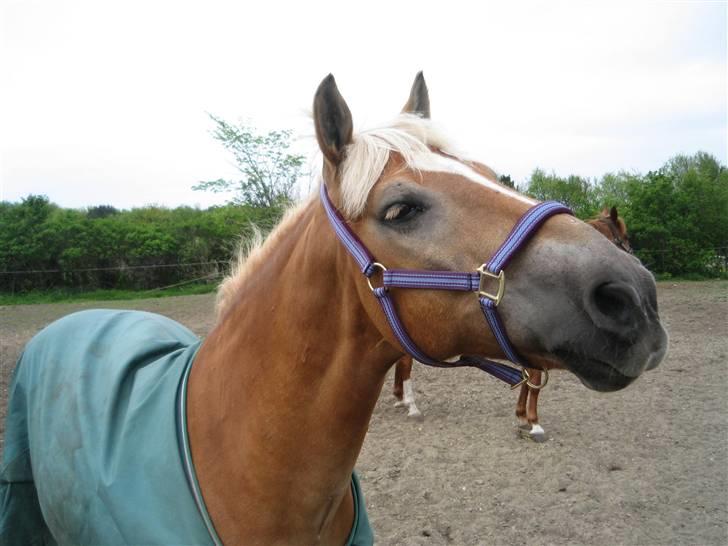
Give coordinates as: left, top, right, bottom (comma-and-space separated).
526, 370, 546, 442
393, 356, 406, 404
516, 382, 529, 429
393, 356, 423, 420
516, 369, 546, 442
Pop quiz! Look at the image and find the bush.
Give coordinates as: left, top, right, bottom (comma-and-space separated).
0, 198, 285, 293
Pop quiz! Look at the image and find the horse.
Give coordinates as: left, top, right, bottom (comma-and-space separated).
1, 72, 668, 545
589, 206, 633, 254
514, 205, 634, 441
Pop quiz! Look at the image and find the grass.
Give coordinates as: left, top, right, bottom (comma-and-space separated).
0, 283, 217, 306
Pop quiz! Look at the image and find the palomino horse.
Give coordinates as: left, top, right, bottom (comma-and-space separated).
1, 73, 667, 545
515, 205, 634, 440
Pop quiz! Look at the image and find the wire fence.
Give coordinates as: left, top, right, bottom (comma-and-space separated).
0, 261, 227, 276
633, 246, 728, 276
2, 247, 726, 295
0, 261, 230, 294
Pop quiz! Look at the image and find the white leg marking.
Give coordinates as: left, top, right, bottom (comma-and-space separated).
403, 379, 415, 405
407, 402, 423, 419
530, 424, 545, 436
402, 379, 423, 420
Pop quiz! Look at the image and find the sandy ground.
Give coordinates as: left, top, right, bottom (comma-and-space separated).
1, 281, 726, 545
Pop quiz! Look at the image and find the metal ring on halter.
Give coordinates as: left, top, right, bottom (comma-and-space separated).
366, 262, 388, 292
510, 367, 550, 390
477, 265, 506, 306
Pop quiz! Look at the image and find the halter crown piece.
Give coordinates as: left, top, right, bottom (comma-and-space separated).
320, 182, 573, 388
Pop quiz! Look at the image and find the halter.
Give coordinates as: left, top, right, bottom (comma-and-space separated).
320, 182, 573, 388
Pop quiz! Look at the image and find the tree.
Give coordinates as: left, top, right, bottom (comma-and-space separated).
498, 174, 515, 188
624, 153, 728, 275
524, 169, 598, 219
87, 205, 119, 219
193, 115, 306, 208
594, 171, 638, 211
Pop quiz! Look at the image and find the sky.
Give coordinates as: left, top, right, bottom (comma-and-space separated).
1, 0, 726, 209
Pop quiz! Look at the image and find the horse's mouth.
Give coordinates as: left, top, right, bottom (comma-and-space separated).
552, 349, 635, 392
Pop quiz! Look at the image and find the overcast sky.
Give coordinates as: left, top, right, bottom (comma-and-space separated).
1, 0, 726, 209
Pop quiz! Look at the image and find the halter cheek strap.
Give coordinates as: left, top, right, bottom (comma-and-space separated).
320, 183, 573, 387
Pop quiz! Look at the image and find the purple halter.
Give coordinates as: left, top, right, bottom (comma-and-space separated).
320, 182, 573, 387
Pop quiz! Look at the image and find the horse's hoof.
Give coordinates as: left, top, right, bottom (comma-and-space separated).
407, 409, 424, 421
394, 400, 405, 408
517, 424, 547, 442
529, 424, 547, 443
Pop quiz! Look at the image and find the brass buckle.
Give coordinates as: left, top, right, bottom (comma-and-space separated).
510, 368, 550, 390
477, 265, 505, 306
366, 262, 388, 292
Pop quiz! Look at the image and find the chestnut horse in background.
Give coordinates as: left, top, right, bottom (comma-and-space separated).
2, 73, 666, 545
393, 207, 634, 439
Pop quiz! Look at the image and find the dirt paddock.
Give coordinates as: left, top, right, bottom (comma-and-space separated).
1, 281, 726, 545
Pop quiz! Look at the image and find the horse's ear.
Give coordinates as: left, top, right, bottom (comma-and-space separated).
610, 206, 619, 223
313, 74, 353, 166
402, 71, 431, 119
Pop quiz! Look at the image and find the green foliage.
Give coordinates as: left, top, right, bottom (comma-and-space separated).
620, 153, 728, 276
525, 169, 598, 219
523, 152, 727, 276
0, 283, 217, 306
193, 115, 306, 207
498, 174, 515, 188
86, 205, 119, 219
0, 197, 285, 293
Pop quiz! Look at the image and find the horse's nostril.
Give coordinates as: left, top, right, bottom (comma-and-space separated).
593, 282, 638, 327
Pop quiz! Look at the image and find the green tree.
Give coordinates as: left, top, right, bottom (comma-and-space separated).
524, 169, 598, 219
594, 171, 638, 212
620, 152, 727, 275
498, 174, 515, 188
87, 205, 119, 219
193, 115, 306, 208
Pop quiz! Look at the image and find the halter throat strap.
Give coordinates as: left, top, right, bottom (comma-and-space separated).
320, 182, 573, 387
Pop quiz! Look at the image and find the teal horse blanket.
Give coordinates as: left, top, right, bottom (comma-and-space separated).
1, 309, 373, 546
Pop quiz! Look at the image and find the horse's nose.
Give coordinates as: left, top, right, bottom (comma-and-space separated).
586, 281, 643, 338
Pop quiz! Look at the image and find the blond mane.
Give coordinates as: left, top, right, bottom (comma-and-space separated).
337, 114, 455, 218
215, 114, 457, 320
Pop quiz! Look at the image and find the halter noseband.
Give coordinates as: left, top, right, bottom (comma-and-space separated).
320, 182, 573, 388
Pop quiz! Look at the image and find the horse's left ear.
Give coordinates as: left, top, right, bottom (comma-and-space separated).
402, 71, 431, 119
313, 74, 353, 167
610, 206, 619, 223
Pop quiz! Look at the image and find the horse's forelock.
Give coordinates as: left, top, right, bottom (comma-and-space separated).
337, 114, 455, 218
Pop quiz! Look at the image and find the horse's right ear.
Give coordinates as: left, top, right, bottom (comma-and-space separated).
314, 74, 353, 166
402, 71, 431, 119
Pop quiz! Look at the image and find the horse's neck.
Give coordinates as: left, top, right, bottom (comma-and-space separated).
187, 202, 398, 544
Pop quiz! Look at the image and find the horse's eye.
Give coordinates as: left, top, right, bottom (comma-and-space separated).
383, 203, 422, 222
